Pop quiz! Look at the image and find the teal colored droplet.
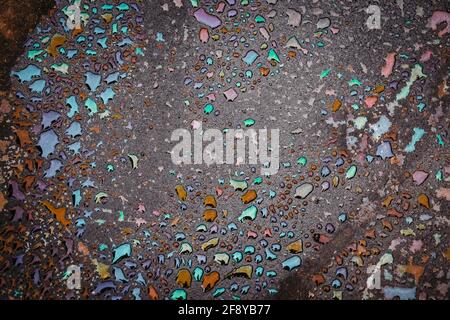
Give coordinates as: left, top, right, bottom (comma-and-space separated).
193, 267, 203, 281
267, 49, 280, 63
204, 103, 214, 114
212, 287, 226, 298
345, 165, 357, 179
27, 50, 43, 60
255, 15, 266, 23
417, 102, 426, 112
252, 177, 262, 185
243, 118, 255, 127
111, 243, 132, 264
436, 134, 444, 147
320, 69, 330, 79
170, 289, 187, 300
349, 78, 362, 86
232, 251, 243, 262
116, 3, 130, 11
297, 156, 307, 166
135, 47, 144, 56
85, 98, 98, 116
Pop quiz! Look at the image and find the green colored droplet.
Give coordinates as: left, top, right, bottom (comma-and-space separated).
85, 98, 98, 116
212, 287, 226, 298
436, 134, 444, 147
417, 102, 426, 112
243, 118, 255, 127
27, 50, 43, 60
267, 49, 280, 63
230, 179, 248, 191
435, 170, 443, 181
170, 289, 187, 300
345, 165, 357, 179
204, 103, 214, 114
320, 69, 330, 79
116, 3, 130, 11
252, 177, 263, 185
255, 15, 266, 23
297, 156, 307, 166
349, 78, 362, 86
238, 205, 257, 222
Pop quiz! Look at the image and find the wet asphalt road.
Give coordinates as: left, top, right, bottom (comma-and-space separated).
0, 0, 448, 300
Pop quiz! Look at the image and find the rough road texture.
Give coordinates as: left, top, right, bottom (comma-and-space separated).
0, 0, 448, 300
0, 0, 55, 91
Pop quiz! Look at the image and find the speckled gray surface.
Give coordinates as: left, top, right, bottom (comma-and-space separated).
0, 0, 449, 300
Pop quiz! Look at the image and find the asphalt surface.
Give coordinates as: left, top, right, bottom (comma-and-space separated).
0, 0, 448, 300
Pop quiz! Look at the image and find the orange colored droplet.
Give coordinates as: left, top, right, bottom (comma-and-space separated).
14, 129, 32, 147
78, 242, 90, 256
260, 67, 270, 76
312, 273, 325, 286
72, 27, 83, 37
47, 34, 67, 57
171, 216, 180, 226
203, 209, 217, 222
41, 200, 70, 227
22, 176, 35, 191
0, 192, 7, 212
374, 84, 385, 93
148, 285, 159, 300
176, 269, 192, 288
382, 195, 394, 207
331, 99, 342, 112
417, 193, 430, 209
287, 239, 303, 253
175, 185, 187, 201
403, 258, 425, 285
203, 195, 217, 208
241, 190, 257, 204
201, 271, 220, 292
101, 13, 113, 24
